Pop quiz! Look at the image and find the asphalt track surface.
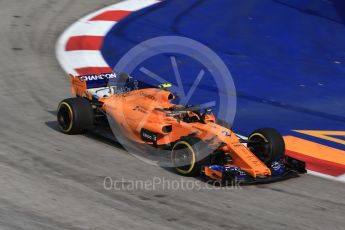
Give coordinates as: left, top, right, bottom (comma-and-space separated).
1, 1, 345, 229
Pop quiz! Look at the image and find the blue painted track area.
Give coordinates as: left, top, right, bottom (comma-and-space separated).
101, 0, 345, 150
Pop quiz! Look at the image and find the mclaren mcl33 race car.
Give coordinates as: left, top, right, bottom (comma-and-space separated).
57, 72, 306, 184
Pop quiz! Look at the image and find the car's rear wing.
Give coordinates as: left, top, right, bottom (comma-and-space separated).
69, 72, 118, 99
69, 74, 88, 98
69, 72, 166, 99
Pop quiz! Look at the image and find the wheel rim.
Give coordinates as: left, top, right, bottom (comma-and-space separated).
57, 103, 73, 132
172, 141, 196, 175
248, 133, 272, 163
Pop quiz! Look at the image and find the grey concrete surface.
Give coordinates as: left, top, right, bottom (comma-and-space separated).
0, 0, 345, 229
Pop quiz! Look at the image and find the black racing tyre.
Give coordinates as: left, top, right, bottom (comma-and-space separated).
247, 128, 285, 165
171, 136, 211, 176
57, 98, 94, 135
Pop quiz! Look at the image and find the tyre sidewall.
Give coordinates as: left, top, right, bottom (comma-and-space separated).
57, 98, 94, 134
248, 128, 285, 165
172, 136, 211, 176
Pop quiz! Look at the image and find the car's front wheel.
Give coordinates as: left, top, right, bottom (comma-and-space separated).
247, 128, 285, 166
171, 136, 211, 176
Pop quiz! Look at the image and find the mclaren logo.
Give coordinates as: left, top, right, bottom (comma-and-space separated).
139, 91, 157, 101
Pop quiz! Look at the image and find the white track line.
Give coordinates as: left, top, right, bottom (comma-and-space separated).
308, 170, 345, 183
56, 0, 159, 75
63, 21, 116, 37
62, 51, 109, 69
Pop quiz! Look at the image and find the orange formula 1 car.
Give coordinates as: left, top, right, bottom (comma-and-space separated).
57, 72, 305, 184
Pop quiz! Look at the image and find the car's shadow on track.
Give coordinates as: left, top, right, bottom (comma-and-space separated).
45, 120, 124, 150
45, 120, 241, 188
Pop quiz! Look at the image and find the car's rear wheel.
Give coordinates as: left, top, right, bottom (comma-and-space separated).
247, 128, 285, 166
171, 136, 211, 176
57, 98, 94, 134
